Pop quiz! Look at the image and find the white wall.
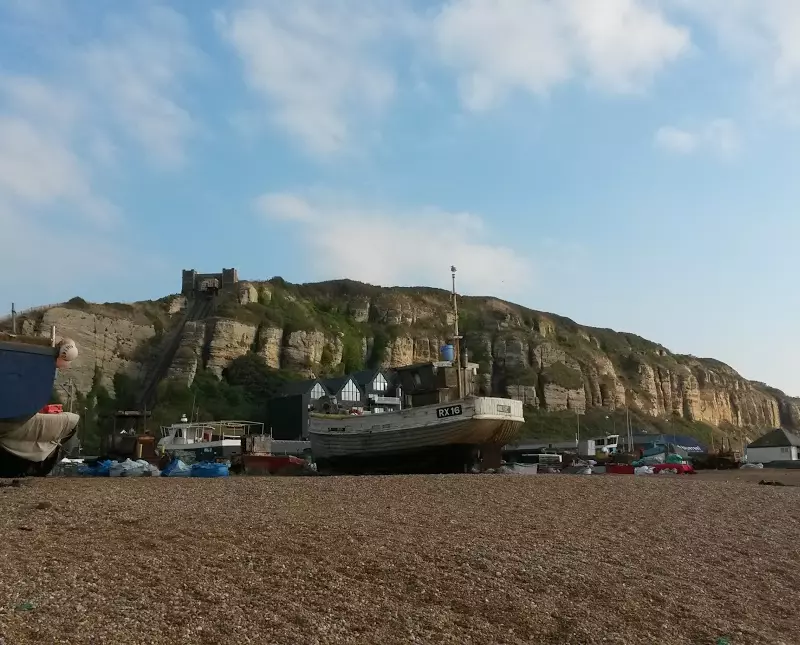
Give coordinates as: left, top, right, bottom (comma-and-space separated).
747, 446, 798, 464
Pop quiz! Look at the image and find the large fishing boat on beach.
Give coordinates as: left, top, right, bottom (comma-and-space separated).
309, 394, 524, 473
308, 267, 526, 474
0, 319, 80, 477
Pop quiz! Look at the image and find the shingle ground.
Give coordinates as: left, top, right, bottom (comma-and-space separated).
0, 473, 798, 645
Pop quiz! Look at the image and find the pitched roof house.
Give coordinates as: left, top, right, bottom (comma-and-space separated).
319, 375, 362, 404
279, 378, 327, 401
746, 428, 800, 464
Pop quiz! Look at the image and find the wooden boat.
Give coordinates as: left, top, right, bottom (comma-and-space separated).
0, 330, 80, 477
309, 396, 524, 473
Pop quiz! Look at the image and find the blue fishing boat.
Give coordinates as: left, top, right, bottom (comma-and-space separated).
0, 330, 80, 477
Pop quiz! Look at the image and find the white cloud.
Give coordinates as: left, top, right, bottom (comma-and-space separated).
79, 6, 199, 168
0, 79, 127, 298
654, 125, 697, 154
256, 192, 315, 221
668, 0, 800, 123
433, 0, 690, 110
0, 4, 197, 295
0, 114, 116, 226
217, 0, 409, 157
256, 191, 534, 296
654, 119, 741, 158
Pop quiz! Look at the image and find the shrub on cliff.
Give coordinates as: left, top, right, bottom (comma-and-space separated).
540, 362, 584, 390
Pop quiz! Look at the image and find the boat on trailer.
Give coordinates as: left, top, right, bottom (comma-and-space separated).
308, 266, 526, 474
0, 323, 81, 478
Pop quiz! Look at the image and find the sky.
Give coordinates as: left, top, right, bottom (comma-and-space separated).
1, 0, 799, 395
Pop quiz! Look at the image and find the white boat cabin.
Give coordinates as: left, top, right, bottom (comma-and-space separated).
159, 419, 265, 446
592, 434, 621, 454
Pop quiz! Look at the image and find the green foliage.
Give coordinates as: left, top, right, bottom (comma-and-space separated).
540, 361, 584, 390
368, 327, 391, 368
151, 316, 165, 336
518, 407, 720, 445
112, 373, 139, 410
73, 354, 304, 453
458, 310, 484, 334
65, 297, 90, 310
504, 365, 540, 386
223, 353, 297, 400
102, 302, 135, 314
588, 328, 630, 355
519, 408, 583, 442
468, 341, 491, 365
342, 333, 364, 373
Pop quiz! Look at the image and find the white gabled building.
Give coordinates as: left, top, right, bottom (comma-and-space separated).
745, 428, 800, 464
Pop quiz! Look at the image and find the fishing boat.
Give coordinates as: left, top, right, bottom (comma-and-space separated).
0, 325, 80, 477
309, 396, 525, 473
308, 267, 526, 474
156, 418, 265, 463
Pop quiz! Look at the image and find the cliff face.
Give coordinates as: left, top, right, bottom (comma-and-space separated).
7, 280, 798, 433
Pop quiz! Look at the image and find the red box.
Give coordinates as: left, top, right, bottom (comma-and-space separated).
606, 464, 635, 475
40, 404, 63, 414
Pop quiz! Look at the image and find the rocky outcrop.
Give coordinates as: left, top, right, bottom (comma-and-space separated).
10, 279, 799, 435
205, 319, 258, 377
256, 326, 284, 368
167, 321, 206, 386
238, 283, 259, 305
22, 306, 157, 397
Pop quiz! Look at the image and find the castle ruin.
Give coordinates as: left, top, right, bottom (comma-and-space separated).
181, 268, 238, 296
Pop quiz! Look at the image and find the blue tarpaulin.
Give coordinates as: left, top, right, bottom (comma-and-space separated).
632, 434, 708, 454
190, 462, 229, 478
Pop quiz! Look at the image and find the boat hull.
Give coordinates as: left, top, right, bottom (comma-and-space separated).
159, 440, 242, 463
314, 443, 480, 475
0, 412, 80, 477
309, 397, 524, 473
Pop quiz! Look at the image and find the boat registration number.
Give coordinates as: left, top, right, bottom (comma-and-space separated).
436, 405, 463, 418
496, 404, 512, 414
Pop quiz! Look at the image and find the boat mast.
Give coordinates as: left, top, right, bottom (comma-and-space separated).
451, 265, 462, 399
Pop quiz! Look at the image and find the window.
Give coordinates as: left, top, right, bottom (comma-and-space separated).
781, 447, 790, 454
373, 373, 388, 393
340, 379, 361, 402
310, 383, 325, 400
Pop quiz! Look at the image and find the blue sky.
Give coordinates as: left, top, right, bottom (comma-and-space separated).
1, 0, 800, 395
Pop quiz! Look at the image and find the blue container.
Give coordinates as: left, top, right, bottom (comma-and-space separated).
440, 344, 455, 362
0, 340, 57, 420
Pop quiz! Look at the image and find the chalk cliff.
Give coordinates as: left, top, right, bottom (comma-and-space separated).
5, 279, 797, 434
